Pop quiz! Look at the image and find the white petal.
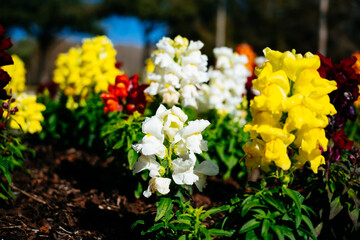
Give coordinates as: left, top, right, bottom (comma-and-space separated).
187, 40, 204, 52
163, 113, 184, 140
144, 82, 160, 95
140, 135, 166, 158
194, 174, 207, 192
185, 134, 203, 154
143, 185, 152, 198
153, 177, 171, 195
155, 104, 168, 118
180, 119, 210, 138
171, 105, 188, 122
171, 153, 198, 185
156, 37, 175, 56
142, 116, 164, 140
132, 155, 161, 178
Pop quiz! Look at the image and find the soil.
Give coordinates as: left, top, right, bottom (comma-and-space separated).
0, 144, 240, 239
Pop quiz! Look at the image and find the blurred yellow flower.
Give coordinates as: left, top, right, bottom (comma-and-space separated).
6, 93, 46, 134
53, 36, 122, 109
2, 54, 26, 94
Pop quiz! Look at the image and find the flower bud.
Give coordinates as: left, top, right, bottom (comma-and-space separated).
2, 102, 8, 108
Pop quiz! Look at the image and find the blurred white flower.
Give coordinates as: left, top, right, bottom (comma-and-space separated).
145, 36, 209, 108
159, 85, 180, 106
197, 46, 251, 117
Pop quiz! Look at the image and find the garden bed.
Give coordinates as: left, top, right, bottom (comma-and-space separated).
0, 144, 238, 239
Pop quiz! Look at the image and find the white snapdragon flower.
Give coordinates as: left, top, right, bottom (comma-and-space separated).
145, 35, 209, 108
180, 84, 199, 109
214, 47, 233, 69
174, 119, 210, 155
159, 105, 188, 140
132, 112, 166, 158
197, 46, 251, 117
143, 177, 172, 198
171, 152, 198, 185
132, 155, 162, 178
132, 104, 218, 197
159, 85, 180, 106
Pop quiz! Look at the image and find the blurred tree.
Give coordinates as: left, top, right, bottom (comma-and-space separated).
98, 0, 217, 64
0, 0, 103, 84
99, 0, 360, 62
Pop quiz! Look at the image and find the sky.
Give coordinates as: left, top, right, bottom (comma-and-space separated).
9, 15, 168, 48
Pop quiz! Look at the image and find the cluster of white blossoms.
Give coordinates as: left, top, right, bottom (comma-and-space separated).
132, 104, 219, 198
145, 36, 209, 109
198, 47, 251, 117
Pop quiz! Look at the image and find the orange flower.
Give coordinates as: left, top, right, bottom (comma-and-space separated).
236, 43, 257, 73
352, 52, 360, 74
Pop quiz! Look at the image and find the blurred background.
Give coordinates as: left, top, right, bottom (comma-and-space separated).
1, 0, 360, 86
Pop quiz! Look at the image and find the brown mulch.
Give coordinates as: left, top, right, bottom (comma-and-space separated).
0, 145, 240, 239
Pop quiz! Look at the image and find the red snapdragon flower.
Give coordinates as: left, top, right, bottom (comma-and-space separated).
317, 53, 360, 129
0, 24, 15, 131
100, 74, 148, 115
333, 129, 353, 150
0, 25, 13, 101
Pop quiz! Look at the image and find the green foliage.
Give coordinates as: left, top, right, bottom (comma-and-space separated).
133, 197, 232, 240
200, 110, 249, 181
295, 150, 360, 239
0, 132, 28, 200
101, 110, 145, 169
225, 183, 317, 240
38, 93, 108, 153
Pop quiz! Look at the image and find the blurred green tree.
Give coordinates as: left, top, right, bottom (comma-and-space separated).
0, 0, 103, 84
99, 0, 360, 61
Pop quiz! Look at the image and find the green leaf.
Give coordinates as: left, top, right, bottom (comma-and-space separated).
134, 182, 143, 199
272, 225, 295, 240
348, 206, 359, 228
178, 235, 187, 240
241, 199, 264, 217
142, 222, 165, 234
155, 197, 173, 222
314, 222, 323, 237
282, 187, 302, 211
174, 223, 191, 231
130, 220, 144, 231
113, 138, 125, 150
200, 205, 230, 221
329, 196, 343, 220
127, 149, 138, 170
262, 194, 285, 213
245, 230, 258, 240
295, 209, 302, 228
208, 228, 234, 237
261, 219, 270, 239
239, 219, 261, 234
301, 215, 316, 238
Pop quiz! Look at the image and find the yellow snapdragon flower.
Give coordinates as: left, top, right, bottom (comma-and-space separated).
243, 48, 337, 173
2, 54, 26, 94
53, 36, 122, 109
252, 62, 289, 113
263, 47, 320, 82
6, 93, 46, 134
